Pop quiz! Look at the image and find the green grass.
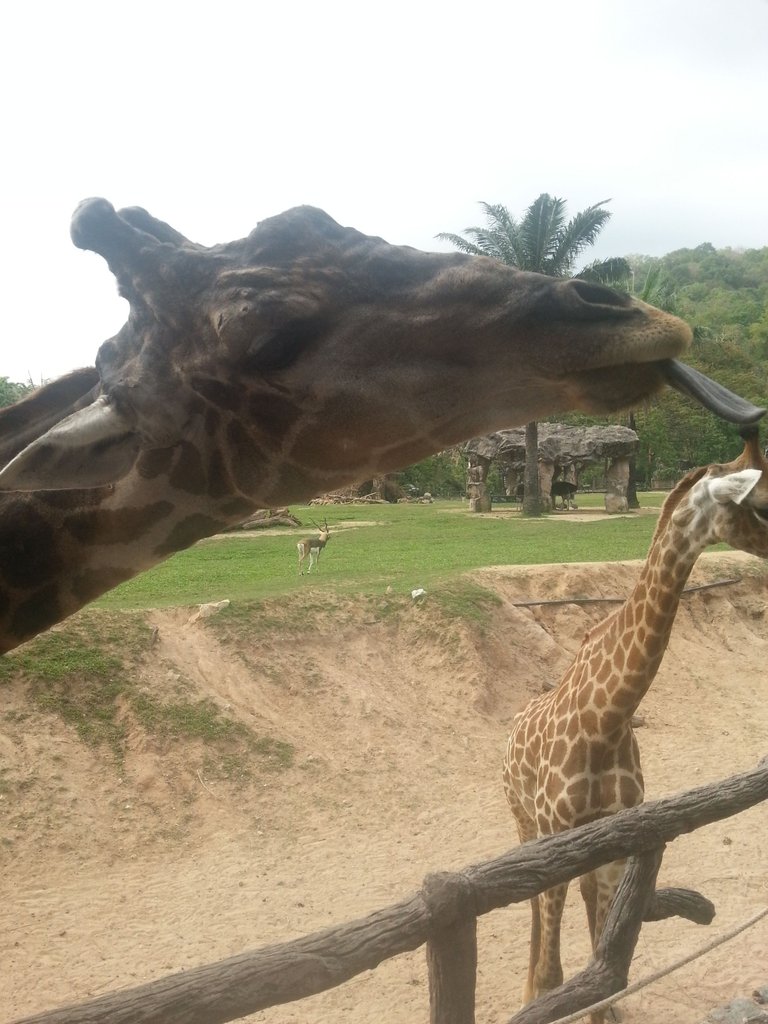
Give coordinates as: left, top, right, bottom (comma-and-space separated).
1, 613, 293, 772
0, 619, 141, 758
94, 499, 665, 611
3, 491, 752, 781
132, 694, 295, 777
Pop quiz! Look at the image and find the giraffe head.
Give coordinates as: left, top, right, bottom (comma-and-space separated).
668, 430, 768, 558
0, 200, 763, 508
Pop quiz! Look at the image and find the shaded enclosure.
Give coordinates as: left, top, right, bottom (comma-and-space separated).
465, 424, 640, 513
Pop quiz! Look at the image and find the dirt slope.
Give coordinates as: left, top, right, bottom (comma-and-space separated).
1, 554, 767, 1023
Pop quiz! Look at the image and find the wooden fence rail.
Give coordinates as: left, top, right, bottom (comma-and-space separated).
9, 757, 768, 1024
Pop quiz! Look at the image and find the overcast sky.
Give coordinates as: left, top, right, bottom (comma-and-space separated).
3, 0, 768, 383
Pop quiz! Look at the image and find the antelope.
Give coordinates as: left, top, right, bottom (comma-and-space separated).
297, 519, 330, 575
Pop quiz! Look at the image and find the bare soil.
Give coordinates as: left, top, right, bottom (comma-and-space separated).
1, 554, 767, 1023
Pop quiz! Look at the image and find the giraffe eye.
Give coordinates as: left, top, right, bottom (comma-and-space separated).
752, 507, 768, 523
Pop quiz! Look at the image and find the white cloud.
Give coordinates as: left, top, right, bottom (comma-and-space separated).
2, 0, 767, 381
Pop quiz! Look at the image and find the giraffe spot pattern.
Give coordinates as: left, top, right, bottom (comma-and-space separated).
205, 448, 234, 500
154, 514, 227, 556
246, 391, 303, 435
0, 503, 61, 589
169, 442, 208, 495
561, 738, 587, 776
72, 567, 134, 604
550, 738, 568, 764
626, 642, 644, 673
565, 777, 589, 805
11, 585, 62, 646
63, 502, 174, 546
554, 797, 572, 824
619, 773, 643, 807
227, 420, 268, 496
580, 709, 598, 735
137, 447, 175, 479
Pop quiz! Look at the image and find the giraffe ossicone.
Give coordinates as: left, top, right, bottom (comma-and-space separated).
502, 431, 768, 1021
0, 200, 763, 654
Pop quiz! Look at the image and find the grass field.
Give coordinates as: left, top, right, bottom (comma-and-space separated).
94, 495, 671, 611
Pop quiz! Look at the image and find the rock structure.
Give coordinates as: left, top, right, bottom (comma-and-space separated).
464, 423, 639, 513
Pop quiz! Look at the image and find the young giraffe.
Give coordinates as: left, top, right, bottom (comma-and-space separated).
0, 199, 761, 655
502, 431, 768, 1017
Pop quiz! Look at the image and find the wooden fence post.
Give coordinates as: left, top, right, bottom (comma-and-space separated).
10, 758, 767, 1024
424, 872, 478, 1024
507, 848, 665, 1024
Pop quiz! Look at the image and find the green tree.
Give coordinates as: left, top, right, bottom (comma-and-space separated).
544, 242, 768, 485
438, 194, 629, 515
0, 377, 32, 409
397, 450, 466, 497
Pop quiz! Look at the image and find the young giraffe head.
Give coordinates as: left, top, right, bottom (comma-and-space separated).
654, 428, 768, 562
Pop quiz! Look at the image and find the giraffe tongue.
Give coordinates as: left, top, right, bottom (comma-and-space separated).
662, 360, 766, 426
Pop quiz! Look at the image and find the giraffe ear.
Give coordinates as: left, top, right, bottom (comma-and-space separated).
0, 397, 140, 491
707, 468, 762, 505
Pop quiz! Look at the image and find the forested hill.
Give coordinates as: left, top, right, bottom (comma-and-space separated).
641, 243, 768, 350
550, 243, 768, 485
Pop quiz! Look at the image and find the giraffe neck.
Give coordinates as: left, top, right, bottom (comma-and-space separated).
574, 497, 709, 728
0, 472, 256, 655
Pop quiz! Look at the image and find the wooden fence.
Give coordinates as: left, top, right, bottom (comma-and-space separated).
9, 757, 768, 1024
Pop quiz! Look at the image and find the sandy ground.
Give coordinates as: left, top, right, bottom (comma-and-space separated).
1, 553, 767, 1023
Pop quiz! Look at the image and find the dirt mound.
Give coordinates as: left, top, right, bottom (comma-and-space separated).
2, 554, 767, 1023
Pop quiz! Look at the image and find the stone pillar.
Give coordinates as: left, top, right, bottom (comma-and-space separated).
538, 460, 555, 510
605, 457, 630, 513
466, 453, 491, 513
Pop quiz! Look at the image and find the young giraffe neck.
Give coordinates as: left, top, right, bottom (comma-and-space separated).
574, 488, 709, 729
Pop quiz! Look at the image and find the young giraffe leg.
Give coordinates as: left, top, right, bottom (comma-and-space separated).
522, 887, 542, 1003
579, 871, 598, 949
531, 881, 569, 997
584, 859, 627, 1024
506, 793, 542, 1004
505, 768, 569, 1002
593, 858, 626, 944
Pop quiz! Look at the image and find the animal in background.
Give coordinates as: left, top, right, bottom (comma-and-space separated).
551, 480, 578, 510
297, 519, 330, 575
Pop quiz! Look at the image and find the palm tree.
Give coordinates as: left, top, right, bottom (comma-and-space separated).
438, 195, 629, 515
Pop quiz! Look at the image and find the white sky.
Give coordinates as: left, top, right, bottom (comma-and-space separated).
3, 0, 768, 383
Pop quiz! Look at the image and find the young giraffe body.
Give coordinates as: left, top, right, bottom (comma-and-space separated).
503, 433, 768, 1017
